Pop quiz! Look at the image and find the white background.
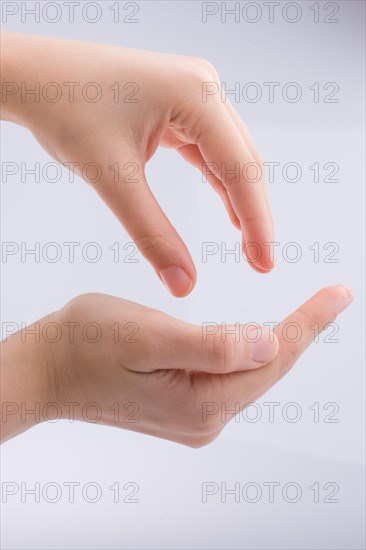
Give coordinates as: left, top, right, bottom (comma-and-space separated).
1, 1, 365, 548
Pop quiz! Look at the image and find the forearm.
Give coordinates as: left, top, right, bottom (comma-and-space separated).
1, 31, 78, 126
0, 31, 34, 124
0, 321, 48, 443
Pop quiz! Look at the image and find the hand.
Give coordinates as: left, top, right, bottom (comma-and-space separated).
1, 32, 273, 296
0, 285, 353, 445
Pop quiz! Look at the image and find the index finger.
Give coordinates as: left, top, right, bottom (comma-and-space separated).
222, 285, 354, 406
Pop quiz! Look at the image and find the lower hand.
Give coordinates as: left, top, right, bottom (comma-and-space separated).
1, 285, 353, 445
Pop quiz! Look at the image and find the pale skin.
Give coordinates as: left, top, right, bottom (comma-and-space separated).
0, 33, 354, 445
1, 31, 272, 296
0, 287, 353, 444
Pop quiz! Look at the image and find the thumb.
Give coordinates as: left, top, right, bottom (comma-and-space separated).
140, 315, 280, 374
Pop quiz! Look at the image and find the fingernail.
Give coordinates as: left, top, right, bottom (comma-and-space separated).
159, 266, 193, 297
336, 286, 354, 315
250, 326, 279, 363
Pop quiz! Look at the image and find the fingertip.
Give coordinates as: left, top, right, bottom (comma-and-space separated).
159, 266, 196, 297
253, 245, 275, 272
313, 285, 354, 316
252, 259, 275, 273
242, 238, 275, 273
333, 284, 354, 315
334, 284, 354, 298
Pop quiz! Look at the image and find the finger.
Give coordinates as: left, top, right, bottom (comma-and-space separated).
135, 314, 279, 374
225, 101, 272, 225
225, 102, 275, 269
93, 149, 196, 297
196, 101, 274, 271
222, 285, 354, 402
242, 236, 272, 274
177, 143, 240, 228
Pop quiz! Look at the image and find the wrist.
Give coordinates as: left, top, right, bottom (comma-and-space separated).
0, 311, 64, 442
0, 31, 48, 127
1, 31, 24, 123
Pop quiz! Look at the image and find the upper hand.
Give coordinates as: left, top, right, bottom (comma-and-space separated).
3, 33, 274, 295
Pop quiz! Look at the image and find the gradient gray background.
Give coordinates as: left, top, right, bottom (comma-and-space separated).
1, 1, 365, 548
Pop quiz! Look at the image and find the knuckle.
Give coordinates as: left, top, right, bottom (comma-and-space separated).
183, 57, 220, 86
62, 293, 106, 319
208, 333, 235, 374
134, 233, 169, 257
62, 293, 93, 316
222, 169, 240, 187
191, 57, 219, 78
287, 310, 309, 341
286, 345, 299, 366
